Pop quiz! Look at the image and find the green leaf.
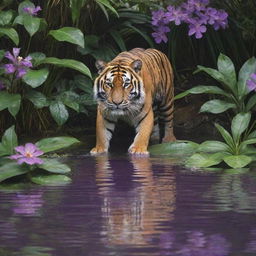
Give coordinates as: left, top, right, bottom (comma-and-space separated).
96, 0, 119, 17
223, 155, 252, 168
197, 141, 230, 153
237, 57, 256, 98
38, 159, 71, 174
200, 99, 236, 114
217, 53, 237, 89
1, 125, 18, 155
174, 85, 230, 100
29, 52, 46, 67
149, 141, 199, 155
126, 24, 154, 48
23, 68, 49, 88
49, 101, 69, 126
0, 27, 19, 45
49, 27, 85, 48
196, 65, 228, 87
240, 138, 256, 146
231, 112, 251, 143
0, 162, 28, 182
186, 152, 225, 168
60, 91, 80, 112
36, 136, 79, 153
247, 130, 256, 139
25, 90, 49, 108
109, 30, 126, 51
30, 174, 71, 185
0, 92, 21, 117
23, 15, 40, 37
246, 94, 256, 112
0, 10, 14, 26
215, 123, 235, 148
8, 94, 21, 117
38, 57, 92, 78
0, 50, 5, 61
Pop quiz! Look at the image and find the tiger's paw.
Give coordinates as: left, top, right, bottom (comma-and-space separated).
128, 145, 149, 155
90, 146, 108, 155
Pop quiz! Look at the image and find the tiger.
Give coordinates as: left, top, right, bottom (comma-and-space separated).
90, 48, 176, 155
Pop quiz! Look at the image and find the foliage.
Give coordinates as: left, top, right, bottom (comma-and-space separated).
175, 53, 256, 114
0, 125, 79, 185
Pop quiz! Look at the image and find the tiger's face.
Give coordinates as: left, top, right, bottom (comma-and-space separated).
94, 59, 145, 115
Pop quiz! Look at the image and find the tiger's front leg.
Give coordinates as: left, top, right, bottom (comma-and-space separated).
90, 108, 115, 155
129, 107, 154, 155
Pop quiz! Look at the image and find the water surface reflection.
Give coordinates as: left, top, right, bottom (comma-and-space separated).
0, 155, 256, 255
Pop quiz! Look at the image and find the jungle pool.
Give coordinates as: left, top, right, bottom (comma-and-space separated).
0, 152, 256, 256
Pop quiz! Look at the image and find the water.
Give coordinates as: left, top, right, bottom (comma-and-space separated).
0, 152, 256, 256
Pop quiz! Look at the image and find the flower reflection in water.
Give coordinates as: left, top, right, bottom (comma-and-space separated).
13, 191, 44, 216
159, 231, 230, 256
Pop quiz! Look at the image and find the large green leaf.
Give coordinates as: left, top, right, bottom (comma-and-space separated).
23, 68, 49, 88
26, 90, 49, 108
149, 141, 199, 155
174, 85, 230, 100
30, 174, 71, 185
49, 27, 85, 48
217, 53, 237, 90
196, 65, 232, 90
60, 91, 80, 112
0, 91, 21, 117
186, 152, 225, 168
237, 57, 256, 98
7, 94, 21, 117
49, 101, 69, 126
245, 94, 256, 112
36, 136, 79, 153
28, 52, 46, 67
223, 155, 252, 168
197, 141, 230, 153
1, 125, 18, 155
215, 123, 235, 148
109, 30, 126, 51
38, 57, 92, 78
23, 15, 40, 37
0, 27, 19, 45
200, 99, 236, 114
96, 0, 119, 17
0, 10, 14, 26
231, 112, 251, 143
0, 162, 28, 182
38, 159, 71, 174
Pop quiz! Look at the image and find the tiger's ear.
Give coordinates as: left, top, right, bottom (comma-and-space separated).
130, 59, 142, 73
95, 60, 107, 74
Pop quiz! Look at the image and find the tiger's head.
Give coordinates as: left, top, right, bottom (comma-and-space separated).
94, 59, 145, 115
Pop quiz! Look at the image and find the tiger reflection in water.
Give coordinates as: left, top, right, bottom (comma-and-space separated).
95, 156, 176, 245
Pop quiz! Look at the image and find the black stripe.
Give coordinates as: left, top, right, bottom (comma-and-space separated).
104, 118, 116, 124
106, 128, 114, 135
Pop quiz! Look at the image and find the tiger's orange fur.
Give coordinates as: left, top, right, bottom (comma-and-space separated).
90, 48, 176, 155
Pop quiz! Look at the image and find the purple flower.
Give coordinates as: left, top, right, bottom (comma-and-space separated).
152, 25, 170, 44
166, 6, 188, 25
4, 48, 32, 78
188, 19, 207, 38
212, 10, 228, 30
247, 73, 256, 91
9, 143, 44, 165
151, 9, 168, 26
13, 191, 44, 216
188, 0, 209, 11
23, 6, 42, 16
206, 7, 218, 25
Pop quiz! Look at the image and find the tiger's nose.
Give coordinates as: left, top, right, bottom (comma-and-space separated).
112, 100, 123, 106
